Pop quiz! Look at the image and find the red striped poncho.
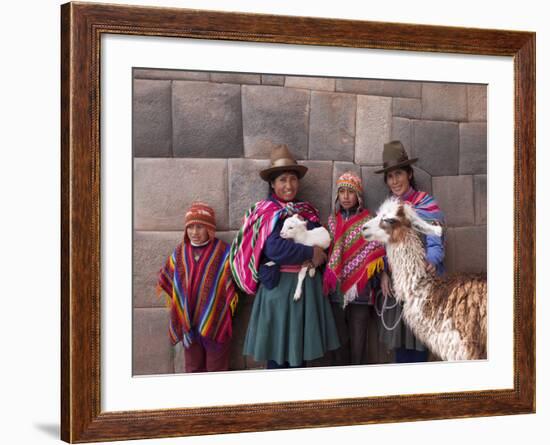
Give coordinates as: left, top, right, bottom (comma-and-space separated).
323, 209, 386, 306
157, 238, 238, 348
230, 197, 320, 295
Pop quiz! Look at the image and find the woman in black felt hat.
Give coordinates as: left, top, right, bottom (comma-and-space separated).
376, 141, 446, 364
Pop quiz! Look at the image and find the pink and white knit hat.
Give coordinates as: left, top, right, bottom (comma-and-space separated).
335, 171, 364, 209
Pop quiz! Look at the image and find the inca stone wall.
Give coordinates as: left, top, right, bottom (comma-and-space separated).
132, 68, 487, 375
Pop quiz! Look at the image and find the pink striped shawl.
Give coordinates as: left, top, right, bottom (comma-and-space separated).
230, 197, 320, 295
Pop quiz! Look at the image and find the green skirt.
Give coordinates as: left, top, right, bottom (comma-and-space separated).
243, 272, 340, 367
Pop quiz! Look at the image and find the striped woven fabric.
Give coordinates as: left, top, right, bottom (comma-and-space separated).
401, 187, 445, 224
157, 238, 238, 348
230, 196, 320, 295
323, 209, 386, 306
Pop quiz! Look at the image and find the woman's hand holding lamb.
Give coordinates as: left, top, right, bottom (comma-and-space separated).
312, 246, 327, 268
279, 214, 331, 301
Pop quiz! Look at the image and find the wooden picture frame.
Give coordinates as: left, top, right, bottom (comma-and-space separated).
61, 2, 535, 442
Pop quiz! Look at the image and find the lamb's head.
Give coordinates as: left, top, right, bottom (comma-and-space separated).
361, 197, 442, 245
280, 214, 307, 240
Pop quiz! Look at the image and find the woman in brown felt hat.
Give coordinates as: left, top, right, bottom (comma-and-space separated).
230, 144, 340, 369
376, 140, 446, 364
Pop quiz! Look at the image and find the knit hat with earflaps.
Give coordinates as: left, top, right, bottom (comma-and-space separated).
184, 201, 216, 242
334, 171, 364, 211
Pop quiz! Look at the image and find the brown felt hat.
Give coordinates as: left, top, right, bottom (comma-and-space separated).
375, 140, 418, 174
259, 144, 308, 181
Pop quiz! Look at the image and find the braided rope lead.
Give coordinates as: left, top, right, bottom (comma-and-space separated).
374, 288, 404, 331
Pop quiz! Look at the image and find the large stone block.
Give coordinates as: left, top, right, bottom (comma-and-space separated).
336, 79, 421, 98
133, 308, 174, 375
309, 92, 356, 161
361, 166, 389, 213
412, 166, 433, 196
210, 72, 261, 85
228, 158, 271, 229
134, 158, 229, 231
392, 98, 422, 119
215, 231, 238, 246
242, 85, 310, 159
133, 69, 210, 81
134, 231, 183, 308
474, 175, 487, 225
413, 120, 459, 176
172, 81, 243, 158
261, 74, 285, 86
467, 85, 487, 121
297, 160, 333, 224
285, 76, 335, 92
432, 176, 475, 227
133, 79, 172, 157
391, 117, 413, 155
356, 95, 392, 165
453, 226, 487, 273
459, 123, 487, 175
421, 83, 468, 122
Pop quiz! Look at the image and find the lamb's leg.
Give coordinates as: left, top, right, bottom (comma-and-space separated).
308, 266, 315, 278
293, 267, 307, 301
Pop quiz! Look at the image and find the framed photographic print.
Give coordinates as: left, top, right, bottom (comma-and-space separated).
61, 1, 535, 442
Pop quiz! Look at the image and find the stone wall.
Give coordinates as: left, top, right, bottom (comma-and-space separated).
132, 68, 487, 375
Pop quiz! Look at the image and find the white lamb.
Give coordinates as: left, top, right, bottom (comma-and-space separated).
279, 214, 331, 301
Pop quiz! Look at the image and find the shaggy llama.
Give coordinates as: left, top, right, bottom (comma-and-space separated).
361, 197, 487, 361
279, 214, 331, 301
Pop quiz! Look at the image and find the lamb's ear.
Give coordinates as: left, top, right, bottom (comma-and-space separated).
404, 204, 443, 237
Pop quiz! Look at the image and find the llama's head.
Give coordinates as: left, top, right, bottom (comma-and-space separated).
280, 214, 307, 240
361, 197, 442, 245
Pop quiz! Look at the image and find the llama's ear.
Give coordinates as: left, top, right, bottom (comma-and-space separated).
405, 204, 443, 237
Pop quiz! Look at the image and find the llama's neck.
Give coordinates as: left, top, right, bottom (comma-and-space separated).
387, 230, 431, 304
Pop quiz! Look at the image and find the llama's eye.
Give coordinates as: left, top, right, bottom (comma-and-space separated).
383, 218, 397, 225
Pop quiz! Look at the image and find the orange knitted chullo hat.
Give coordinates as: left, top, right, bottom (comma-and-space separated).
335, 171, 364, 210
184, 201, 216, 242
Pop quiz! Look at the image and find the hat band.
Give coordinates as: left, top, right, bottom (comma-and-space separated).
271, 157, 300, 168
383, 157, 410, 168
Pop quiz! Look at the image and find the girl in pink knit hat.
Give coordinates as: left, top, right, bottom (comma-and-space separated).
323, 172, 386, 365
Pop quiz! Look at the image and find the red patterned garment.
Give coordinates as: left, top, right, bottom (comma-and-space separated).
323, 209, 386, 307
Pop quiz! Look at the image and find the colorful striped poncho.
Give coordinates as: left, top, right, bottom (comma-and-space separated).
157, 238, 238, 348
323, 209, 386, 307
401, 187, 445, 224
230, 196, 320, 295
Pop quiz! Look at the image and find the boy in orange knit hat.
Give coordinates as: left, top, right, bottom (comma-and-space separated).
157, 202, 238, 372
